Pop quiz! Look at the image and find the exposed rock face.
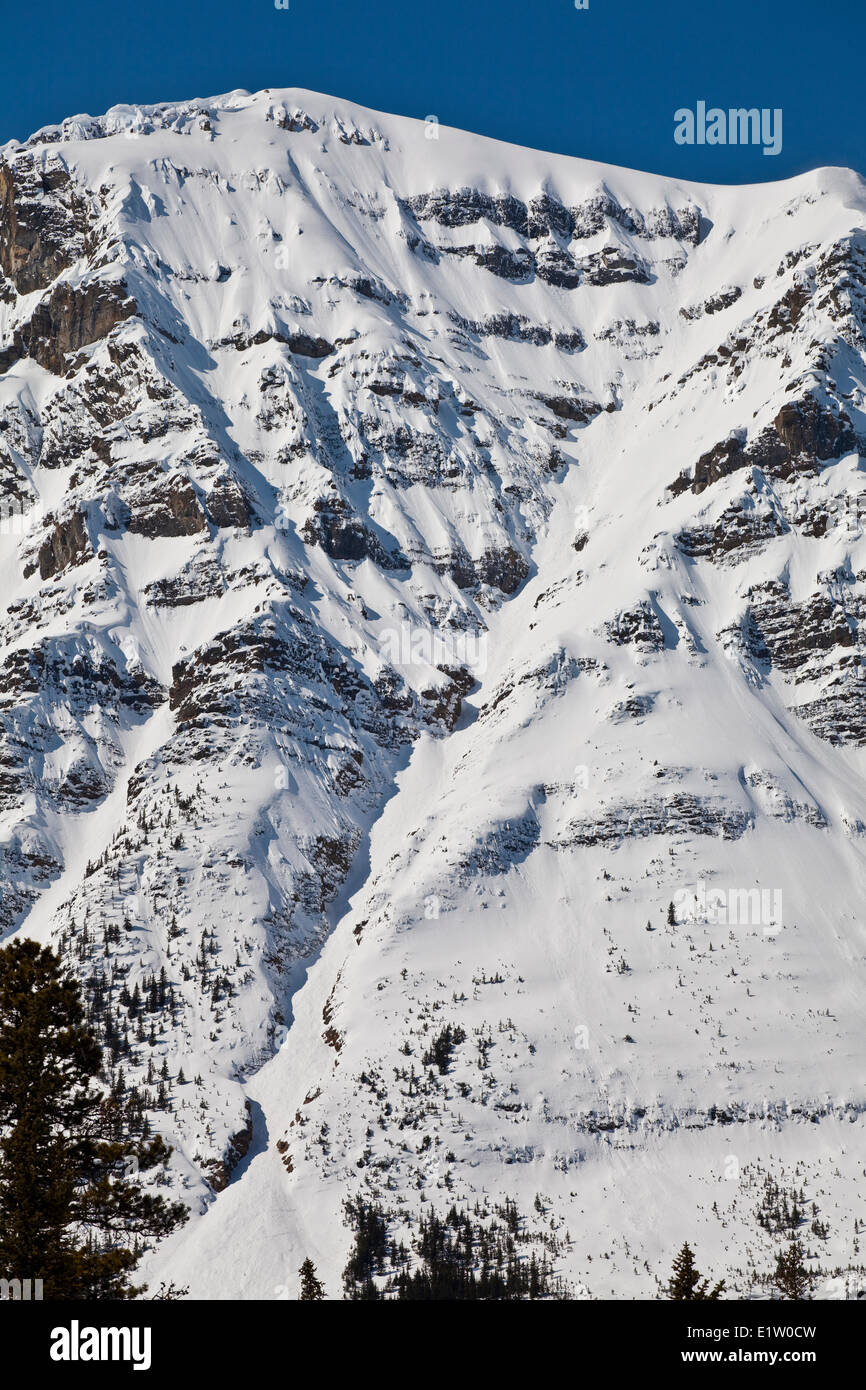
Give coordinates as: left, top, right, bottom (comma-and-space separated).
717, 574, 866, 744
795, 687, 866, 745
691, 433, 750, 494
219, 326, 334, 357
535, 238, 582, 288
475, 546, 529, 595
680, 285, 742, 319
692, 396, 857, 494
452, 310, 581, 347
127, 477, 208, 538
748, 579, 857, 677
1, 280, 136, 376
143, 557, 226, 607
605, 601, 666, 652
301, 500, 406, 569
0, 157, 89, 294
403, 185, 695, 290
35, 509, 91, 579
404, 188, 531, 233
577, 245, 651, 285
206, 473, 251, 530
404, 186, 703, 248
774, 395, 856, 461
206, 1102, 254, 1192
676, 497, 787, 558
536, 391, 601, 423
562, 793, 753, 846
419, 664, 475, 730
0, 836, 61, 929
443, 241, 534, 281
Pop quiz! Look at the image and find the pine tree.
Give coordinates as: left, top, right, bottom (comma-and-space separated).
667, 901, 677, 926
0, 940, 187, 1299
299, 1257, 326, 1300
773, 1240, 812, 1300
666, 1242, 725, 1299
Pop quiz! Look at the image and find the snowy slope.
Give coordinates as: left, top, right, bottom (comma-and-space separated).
0, 87, 865, 1297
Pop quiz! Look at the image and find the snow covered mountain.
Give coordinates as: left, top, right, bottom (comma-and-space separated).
1, 86, 865, 1298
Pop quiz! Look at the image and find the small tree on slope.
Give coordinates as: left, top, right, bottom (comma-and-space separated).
0, 940, 187, 1299
773, 1240, 813, 1300
666, 1242, 726, 1300
299, 1258, 326, 1300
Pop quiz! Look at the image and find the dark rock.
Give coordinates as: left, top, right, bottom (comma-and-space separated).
570, 194, 703, 246
535, 239, 581, 289
747, 579, 855, 678
302, 499, 405, 569
680, 285, 742, 319
536, 392, 602, 423
464, 243, 534, 281
676, 500, 787, 559
774, 395, 856, 462
444, 545, 529, 596
287, 331, 334, 358
692, 432, 749, 494
691, 397, 857, 496
563, 794, 752, 846
420, 664, 476, 730
606, 601, 665, 652
206, 473, 251, 530
403, 189, 528, 236
35, 509, 92, 579
222, 327, 334, 357
527, 193, 575, 241
3, 280, 136, 376
730, 577, 866, 744
206, 1101, 254, 1192
268, 107, 319, 133
578, 246, 651, 286
127, 476, 208, 538
453, 311, 584, 350
0, 156, 89, 294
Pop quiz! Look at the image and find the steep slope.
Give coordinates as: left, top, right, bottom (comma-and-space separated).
0, 87, 864, 1297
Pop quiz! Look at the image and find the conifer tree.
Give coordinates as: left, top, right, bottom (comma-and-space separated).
299, 1257, 326, 1300
666, 1242, 725, 1299
0, 940, 187, 1299
773, 1240, 812, 1300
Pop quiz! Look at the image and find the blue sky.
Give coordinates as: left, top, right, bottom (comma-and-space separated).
1, 0, 863, 181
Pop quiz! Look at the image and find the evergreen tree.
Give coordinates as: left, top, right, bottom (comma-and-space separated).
0, 940, 187, 1299
773, 1240, 812, 1300
299, 1257, 326, 1300
666, 1242, 725, 1300
342, 1199, 569, 1300
342, 1197, 389, 1296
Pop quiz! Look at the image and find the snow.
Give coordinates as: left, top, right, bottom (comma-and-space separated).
0, 86, 864, 1298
